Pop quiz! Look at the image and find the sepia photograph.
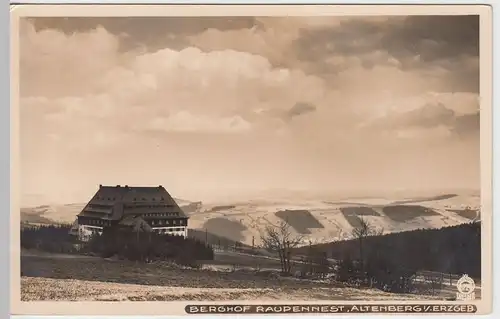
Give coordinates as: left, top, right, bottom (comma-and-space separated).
10, 4, 492, 316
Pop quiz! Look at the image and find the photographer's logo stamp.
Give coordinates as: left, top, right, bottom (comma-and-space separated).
456, 274, 476, 301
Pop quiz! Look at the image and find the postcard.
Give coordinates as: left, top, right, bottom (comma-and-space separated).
10, 3, 492, 315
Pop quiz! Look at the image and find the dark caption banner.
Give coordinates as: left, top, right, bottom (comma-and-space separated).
186, 304, 477, 314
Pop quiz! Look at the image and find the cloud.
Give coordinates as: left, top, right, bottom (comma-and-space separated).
360, 92, 480, 139
20, 19, 335, 147
286, 102, 317, 119
18, 16, 481, 202
144, 112, 252, 133
26, 17, 258, 52
452, 112, 480, 137
20, 17, 481, 142
20, 19, 122, 98
380, 16, 479, 64
292, 15, 479, 93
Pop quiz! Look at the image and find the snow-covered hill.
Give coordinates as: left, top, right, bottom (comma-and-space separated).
20, 193, 480, 247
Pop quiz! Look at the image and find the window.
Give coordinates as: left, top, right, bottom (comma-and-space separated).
165, 220, 170, 225
173, 220, 177, 225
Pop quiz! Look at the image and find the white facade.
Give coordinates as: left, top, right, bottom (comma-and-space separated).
152, 226, 188, 238
77, 224, 188, 242
78, 224, 103, 242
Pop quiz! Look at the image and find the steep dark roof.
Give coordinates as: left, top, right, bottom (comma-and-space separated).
78, 185, 188, 220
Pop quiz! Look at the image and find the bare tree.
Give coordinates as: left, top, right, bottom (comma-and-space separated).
351, 217, 383, 273
260, 220, 303, 274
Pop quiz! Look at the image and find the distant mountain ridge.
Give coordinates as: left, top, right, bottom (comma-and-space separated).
20, 193, 480, 247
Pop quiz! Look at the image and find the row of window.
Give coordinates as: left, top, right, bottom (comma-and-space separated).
80, 227, 102, 234
124, 204, 175, 209
142, 212, 179, 217
95, 196, 117, 201
94, 196, 167, 201
84, 219, 111, 226
154, 227, 185, 233
150, 219, 186, 226
81, 218, 186, 227
88, 204, 113, 209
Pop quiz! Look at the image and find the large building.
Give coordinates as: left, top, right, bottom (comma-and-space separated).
75, 185, 189, 241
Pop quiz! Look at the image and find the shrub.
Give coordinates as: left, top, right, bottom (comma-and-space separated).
20, 224, 77, 254
86, 226, 214, 266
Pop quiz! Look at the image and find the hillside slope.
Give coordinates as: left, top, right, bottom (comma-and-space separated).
20, 193, 480, 246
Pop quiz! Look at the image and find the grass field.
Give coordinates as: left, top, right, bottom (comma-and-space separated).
21, 252, 444, 302
21, 248, 473, 302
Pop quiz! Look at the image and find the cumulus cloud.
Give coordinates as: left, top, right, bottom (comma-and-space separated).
292, 15, 479, 93
20, 16, 481, 147
358, 91, 480, 139
20, 20, 332, 141
18, 15, 482, 204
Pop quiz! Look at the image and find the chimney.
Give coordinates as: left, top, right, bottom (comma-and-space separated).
125, 185, 129, 188
99, 184, 102, 188
116, 185, 120, 188
159, 185, 163, 188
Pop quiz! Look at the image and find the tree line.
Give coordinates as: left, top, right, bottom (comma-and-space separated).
311, 220, 481, 279
20, 223, 214, 268
260, 218, 480, 294
86, 226, 213, 267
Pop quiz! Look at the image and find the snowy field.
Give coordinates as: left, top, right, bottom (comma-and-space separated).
20, 193, 480, 247
21, 251, 446, 302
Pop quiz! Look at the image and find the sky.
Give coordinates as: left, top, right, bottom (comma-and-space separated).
19, 15, 481, 206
